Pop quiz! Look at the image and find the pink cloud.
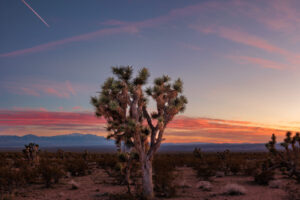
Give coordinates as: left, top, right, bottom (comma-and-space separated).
229, 55, 286, 70
44, 87, 69, 98
190, 24, 300, 70
12, 107, 48, 112
72, 106, 83, 110
65, 80, 76, 96
232, 0, 300, 34
0, 26, 139, 57
19, 87, 40, 97
191, 25, 288, 55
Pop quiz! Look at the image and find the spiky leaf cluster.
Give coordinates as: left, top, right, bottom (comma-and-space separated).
146, 76, 187, 125
91, 66, 151, 149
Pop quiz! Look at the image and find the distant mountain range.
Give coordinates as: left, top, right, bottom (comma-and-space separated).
0, 133, 114, 148
0, 133, 273, 152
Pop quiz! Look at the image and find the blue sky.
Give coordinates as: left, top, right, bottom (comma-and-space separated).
1, 0, 300, 142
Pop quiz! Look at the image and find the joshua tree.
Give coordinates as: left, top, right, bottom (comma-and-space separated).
22, 143, 40, 165
91, 66, 187, 199
193, 147, 203, 159
265, 132, 300, 181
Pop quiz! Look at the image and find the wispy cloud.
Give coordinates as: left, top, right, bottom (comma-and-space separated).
232, 0, 300, 35
190, 24, 300, 70
190, 25, 288, 56
228, 55, 287, 70
0, 26, 139, 57
0, 1, 217, 57
1, 80, 78, 98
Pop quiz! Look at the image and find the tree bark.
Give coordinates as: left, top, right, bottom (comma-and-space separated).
141, 157, 154, 199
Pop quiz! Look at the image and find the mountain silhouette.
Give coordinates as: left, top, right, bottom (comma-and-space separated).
0, 133, 277, 152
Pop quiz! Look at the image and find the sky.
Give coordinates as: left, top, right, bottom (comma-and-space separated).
1, 0, 300, 143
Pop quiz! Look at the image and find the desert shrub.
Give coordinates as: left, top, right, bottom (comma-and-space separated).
285, 183, 300, 200
0, 166, 28, 193
195, 164, 216, 180
64, 158, 88, 176
254, 169, 274, 185
97, 154, 119, 171
97, 154, 123, 182
0, 193, 14, 200
244, 161, 260, 176
39, 159, 65, 187
153, 155, 177, 198
0, 167, 18, 192
192, 155, 219, 180
228, 160, 242, 175
20, 165, 39, 184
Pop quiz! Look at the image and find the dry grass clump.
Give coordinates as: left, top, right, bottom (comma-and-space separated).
223, 183, 246, 195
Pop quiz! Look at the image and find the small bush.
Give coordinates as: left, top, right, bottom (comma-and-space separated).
254, 170, 274, 185
64, 158, 88, 176
39, 159, 65, 187
153, 156, 177, 198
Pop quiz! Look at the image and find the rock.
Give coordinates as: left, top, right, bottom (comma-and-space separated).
69, 180, 80, 190
196, 181, 212, 191
223, 183, 246, 195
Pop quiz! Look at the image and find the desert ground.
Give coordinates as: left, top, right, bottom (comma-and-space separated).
11, 166, 298, 200
1, 151, 299, 200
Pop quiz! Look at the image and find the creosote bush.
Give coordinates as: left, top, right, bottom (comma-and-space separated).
64, 158, 88, 177
153, 155, 177, 198
39, 159, 65, 187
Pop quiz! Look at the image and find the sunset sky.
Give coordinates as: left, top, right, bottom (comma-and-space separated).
1, 0, 300, 143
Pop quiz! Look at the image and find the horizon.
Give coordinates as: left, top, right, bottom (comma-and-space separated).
0, 133, 270, 144
1, 0, 300, 144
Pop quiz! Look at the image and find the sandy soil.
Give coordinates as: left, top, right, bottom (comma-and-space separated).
12, 167, 299, 200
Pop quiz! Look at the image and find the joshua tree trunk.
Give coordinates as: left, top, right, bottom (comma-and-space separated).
125, 159, 132, 194
141, 156, 154, 199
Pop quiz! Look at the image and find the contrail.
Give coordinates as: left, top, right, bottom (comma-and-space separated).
21, 0, 50, 27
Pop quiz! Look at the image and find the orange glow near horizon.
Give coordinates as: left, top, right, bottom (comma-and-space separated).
0, 110, 298, 143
